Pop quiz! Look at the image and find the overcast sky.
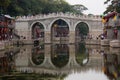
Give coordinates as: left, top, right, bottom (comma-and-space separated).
66, 0, 110, 15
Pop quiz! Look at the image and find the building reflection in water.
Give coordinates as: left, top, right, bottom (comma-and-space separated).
51, 44, 69, 68
32, 44, 44, 65
1, 43, 120, 80
0, 48, 20, 75
103, 53, 120, 80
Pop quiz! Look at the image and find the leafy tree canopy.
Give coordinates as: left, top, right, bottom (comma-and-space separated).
104, 0, 120, 14
0, 0, 88, 16
72, 4, 88, 15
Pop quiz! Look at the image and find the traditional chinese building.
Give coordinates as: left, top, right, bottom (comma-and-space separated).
101, 12, 120, 47
0, 14, 15, 41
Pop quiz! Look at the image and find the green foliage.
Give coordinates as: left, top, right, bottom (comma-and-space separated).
0, 0, 11, 13
72, 4, 88, 15
78, 43, 86, 54
77, 22, 89, 35
0, 0, 87, 16
0, 0, 11, 7
104, 0, 120, 14
76, 43, 88, 65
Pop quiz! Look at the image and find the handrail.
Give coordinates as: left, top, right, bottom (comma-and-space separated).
16, 12, 101, 21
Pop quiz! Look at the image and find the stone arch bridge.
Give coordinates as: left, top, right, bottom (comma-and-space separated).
15, 13, 103, 44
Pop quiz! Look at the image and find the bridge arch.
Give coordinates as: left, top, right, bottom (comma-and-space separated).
50, 18, 70, 41
30, 21, 46, 31
74, 21, 90, 31
30, 21, 45, 40
49, 18, 70, 31
75, 21, 89, 42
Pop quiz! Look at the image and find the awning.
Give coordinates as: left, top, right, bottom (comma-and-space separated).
4, 15, 14, 19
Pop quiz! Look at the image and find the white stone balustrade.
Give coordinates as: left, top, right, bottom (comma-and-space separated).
16, 12, 101, 21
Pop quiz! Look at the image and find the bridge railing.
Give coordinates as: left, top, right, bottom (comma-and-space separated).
16, 12, 101, 21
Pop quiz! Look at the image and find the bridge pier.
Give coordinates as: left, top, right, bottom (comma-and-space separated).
45, 31, 51, 43
69, 31, 75, 44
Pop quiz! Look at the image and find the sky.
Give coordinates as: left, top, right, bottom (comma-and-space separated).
65, 0, 110, 15
64, 69, 109, 80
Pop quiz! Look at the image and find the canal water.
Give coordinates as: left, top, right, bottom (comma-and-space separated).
0, 42, 120, 80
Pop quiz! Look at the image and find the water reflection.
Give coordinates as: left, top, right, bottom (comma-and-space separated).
51, 44, 69, 68
65, 69, 109, 80
103, 53, 120, 80
75, 43, 89, 66
0, 43, 120, 80
32, 45, 44, 65
0, 47, 20, 75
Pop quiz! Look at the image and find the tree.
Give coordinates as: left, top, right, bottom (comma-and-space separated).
0, 0, 11, 14
78, 22, 89, 36
72, 4, 88, 15
104, 0, 120, 14
2, 0, 88, 16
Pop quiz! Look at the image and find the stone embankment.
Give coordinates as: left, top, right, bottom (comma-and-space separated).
85, 39, 120, 48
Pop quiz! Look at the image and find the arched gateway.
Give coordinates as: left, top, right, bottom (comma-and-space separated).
15, 13, 103, 44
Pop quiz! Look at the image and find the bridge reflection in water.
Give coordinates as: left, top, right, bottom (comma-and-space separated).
0, 43, 120, 80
